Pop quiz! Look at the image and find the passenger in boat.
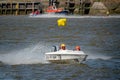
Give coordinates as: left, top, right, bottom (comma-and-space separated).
49, 0, 54, 6
34, 10, 40, 15
32, 11, 35, 15
53, 45, 57, 52
75, 46, 81, 51
52, 3, 57, 10
60, 44, 66, 50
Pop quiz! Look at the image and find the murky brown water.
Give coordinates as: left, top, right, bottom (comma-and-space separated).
0, 15, 120, 80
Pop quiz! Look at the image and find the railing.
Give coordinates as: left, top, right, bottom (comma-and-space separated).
0, 1, 40, 15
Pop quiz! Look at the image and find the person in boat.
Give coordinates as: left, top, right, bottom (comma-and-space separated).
60, 43, 66, 50
34, 10, 40, 15
49, 0, 54, 6
31, 11, 35, 15
53, 0, 59, 8
52, 3, 57, 10
53, 45, 57, 52
75, 46, 81, 51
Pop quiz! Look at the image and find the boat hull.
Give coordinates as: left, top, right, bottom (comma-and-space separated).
47, 55, 87, 64
55, 10, 69, 15
45, 50, 88, 64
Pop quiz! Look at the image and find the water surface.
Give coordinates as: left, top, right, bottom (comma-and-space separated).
0, 15, 120, 80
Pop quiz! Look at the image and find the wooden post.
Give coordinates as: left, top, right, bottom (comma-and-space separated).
5, 3, 7, 15
0, 3, 1, 15
16, 2, 19, 15
10, 0, 12, 15
32, 2, 34, 12
79, 0, 84, 15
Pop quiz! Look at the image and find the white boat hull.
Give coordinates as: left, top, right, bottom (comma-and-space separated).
45, 50, 87, 64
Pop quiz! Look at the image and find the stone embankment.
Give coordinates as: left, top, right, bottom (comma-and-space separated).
90, 0, 120, 15
0, 0, 120, 15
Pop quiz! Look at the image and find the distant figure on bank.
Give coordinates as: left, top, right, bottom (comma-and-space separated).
49, 0, 54, 6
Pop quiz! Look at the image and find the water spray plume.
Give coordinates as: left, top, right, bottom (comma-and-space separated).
0, 43, 50, 65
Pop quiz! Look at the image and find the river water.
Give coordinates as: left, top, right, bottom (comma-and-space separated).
0, 15, 120, 80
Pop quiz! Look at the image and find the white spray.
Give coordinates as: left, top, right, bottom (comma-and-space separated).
0, 42, 51, 65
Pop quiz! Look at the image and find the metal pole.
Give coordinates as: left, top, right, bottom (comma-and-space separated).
80, 0, 83, 15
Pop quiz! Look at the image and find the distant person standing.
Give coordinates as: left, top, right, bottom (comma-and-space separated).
53, 0, 60, 8
49, 0, 54, 6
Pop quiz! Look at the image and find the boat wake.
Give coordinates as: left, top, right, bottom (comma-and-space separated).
0, 43, 50, 65
29, 14, 120, 18
29, 14, 66, 18
0, 42, 113, 65
87, 53, 111, 60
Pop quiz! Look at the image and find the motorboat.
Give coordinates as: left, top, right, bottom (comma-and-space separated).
45, 6, 68, 15
29, 5, 68, 16
45, 46, 88, 64
45, 50, 87, 64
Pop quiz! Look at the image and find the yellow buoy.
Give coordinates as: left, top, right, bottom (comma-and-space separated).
57, 18, 67, 27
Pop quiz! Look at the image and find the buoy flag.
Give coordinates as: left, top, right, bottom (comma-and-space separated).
57, 18, 67, 27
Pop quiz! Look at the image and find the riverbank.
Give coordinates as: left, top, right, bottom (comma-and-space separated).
0, 0, 120, 15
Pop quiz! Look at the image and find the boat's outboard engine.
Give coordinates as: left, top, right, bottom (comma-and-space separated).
52, 45, 57, 52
